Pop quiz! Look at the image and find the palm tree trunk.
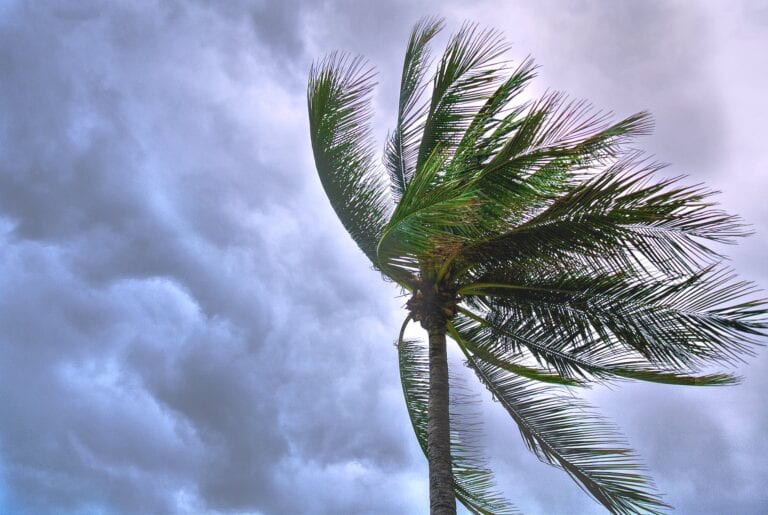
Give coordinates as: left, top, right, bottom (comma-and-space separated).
427, 324, 456, 514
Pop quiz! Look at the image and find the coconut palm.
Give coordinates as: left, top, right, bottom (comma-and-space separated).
307, 17, 766, 514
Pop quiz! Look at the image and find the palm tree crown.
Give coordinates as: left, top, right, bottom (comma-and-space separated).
307, 17, 767, 514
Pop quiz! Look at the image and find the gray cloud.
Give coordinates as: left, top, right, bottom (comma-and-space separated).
1, 1, 766, 514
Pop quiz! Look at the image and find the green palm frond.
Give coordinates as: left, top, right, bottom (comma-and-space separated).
308, 53, 391, 264
435, 110, 655, 281
459, 265, 766, 371
386, 17, 444, 200
377, 148, 487, 282
447, 321, 584, 386
452, 57, 537, 168
417, 22, 510, 170
460, 345, 669, 514
465, 109, 653, 235
460, 152, 748, 281
479, 96, 650, 182
455, 307, 743, 387
397, 318, 518, 514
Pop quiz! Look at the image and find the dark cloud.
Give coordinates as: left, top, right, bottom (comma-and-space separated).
1, 1, 766, 514
0, 1, 416, 513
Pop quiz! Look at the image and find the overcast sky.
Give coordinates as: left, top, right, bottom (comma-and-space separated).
1, 1, 767, 514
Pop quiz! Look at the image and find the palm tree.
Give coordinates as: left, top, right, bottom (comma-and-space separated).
307, 18, 766, 514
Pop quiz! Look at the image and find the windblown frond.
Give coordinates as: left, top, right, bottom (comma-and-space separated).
448, 321, 584, 386
308, 53, 391, 264
465, 108, 654, 232
458, 263, 766, 373
386, 17, 444, 200
418, 23, 510, 170
454, 307, 744, 387
435, 110, 657, 280
459, 152, 749, 281
397, 319, 518, 514
452, 57, 537, 168
378, 148, 483, 282
460, 345, 669, 514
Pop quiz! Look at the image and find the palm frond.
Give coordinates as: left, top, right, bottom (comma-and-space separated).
377, 148, 486, 280
459, 152, 749, 280
460, 346, 669, 514
397, 318, 518, 514
386, 17, 444, 200
452, 57, 538, 168
417, 22, 510, 170
447, 321, 584, 386
481, 95, 651, 181
471, 109, 653, 228
308, 53, 391, 265
442, 103, 653, 281
376, 23, 518, 279
455, 307, 743, 387
459, 264, 766, 371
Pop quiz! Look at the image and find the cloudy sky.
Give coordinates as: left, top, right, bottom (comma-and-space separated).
1, 1, 767, 513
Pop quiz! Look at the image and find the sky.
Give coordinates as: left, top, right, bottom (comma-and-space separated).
0, 1, 767, 513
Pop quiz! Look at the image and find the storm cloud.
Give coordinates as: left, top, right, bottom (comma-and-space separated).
1, 1, 766, 514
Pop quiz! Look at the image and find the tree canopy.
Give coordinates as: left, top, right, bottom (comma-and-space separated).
307, 17, 767, 514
